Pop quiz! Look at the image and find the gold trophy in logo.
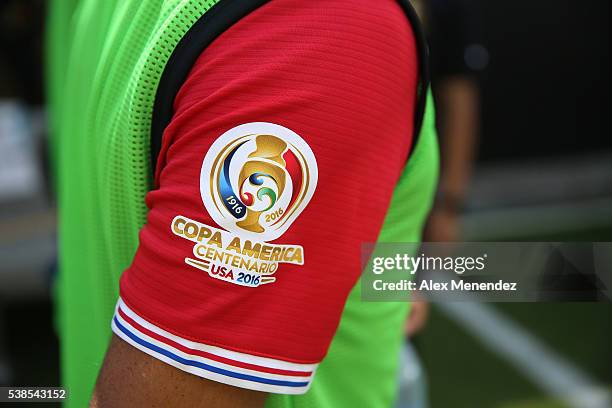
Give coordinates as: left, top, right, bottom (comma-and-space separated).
236, 135, 287, 233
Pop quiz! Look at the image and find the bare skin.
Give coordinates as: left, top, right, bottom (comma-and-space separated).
91, 335, 267, 408
427, 76, 480, 242
405, 299, 430, 337
436, 77, 479, 207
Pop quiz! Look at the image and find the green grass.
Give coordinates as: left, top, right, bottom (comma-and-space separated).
415, 305, 547, 408
495, 303, 612, 384
414, 227, 612, 408
497, 399, 567, 408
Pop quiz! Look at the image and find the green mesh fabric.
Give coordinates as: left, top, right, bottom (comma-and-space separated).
47, 1, 438, 406
48, 1, 224, 406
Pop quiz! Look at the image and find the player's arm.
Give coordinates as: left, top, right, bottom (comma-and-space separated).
91, 0, 418, 406
92, 336, 266, 407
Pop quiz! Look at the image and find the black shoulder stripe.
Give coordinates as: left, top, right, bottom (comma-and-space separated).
150, 0, 270, 175
397, 0, 431, 155
150, 0, 430, 175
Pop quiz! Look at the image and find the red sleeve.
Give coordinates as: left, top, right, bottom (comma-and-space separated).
112, 0, 418, 394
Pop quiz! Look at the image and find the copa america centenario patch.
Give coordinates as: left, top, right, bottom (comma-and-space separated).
171, 122, 318, 287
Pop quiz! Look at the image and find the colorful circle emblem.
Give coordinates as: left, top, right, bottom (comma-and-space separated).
201, 122, 318, 242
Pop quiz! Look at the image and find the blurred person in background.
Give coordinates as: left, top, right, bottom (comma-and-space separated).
424, 0, 483, 243
397, 1, 484, 406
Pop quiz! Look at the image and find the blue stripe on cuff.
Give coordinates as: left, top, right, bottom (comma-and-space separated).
113, 317, 309, 388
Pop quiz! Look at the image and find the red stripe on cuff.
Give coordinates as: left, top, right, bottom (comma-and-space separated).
117, 306, 312, 377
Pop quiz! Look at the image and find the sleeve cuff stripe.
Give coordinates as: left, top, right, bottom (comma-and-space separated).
116, 299, 317, 372
111, 299, 317, 394
115, 307, 312, 377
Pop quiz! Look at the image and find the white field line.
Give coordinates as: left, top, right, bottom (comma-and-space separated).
438, 301, 612, 408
